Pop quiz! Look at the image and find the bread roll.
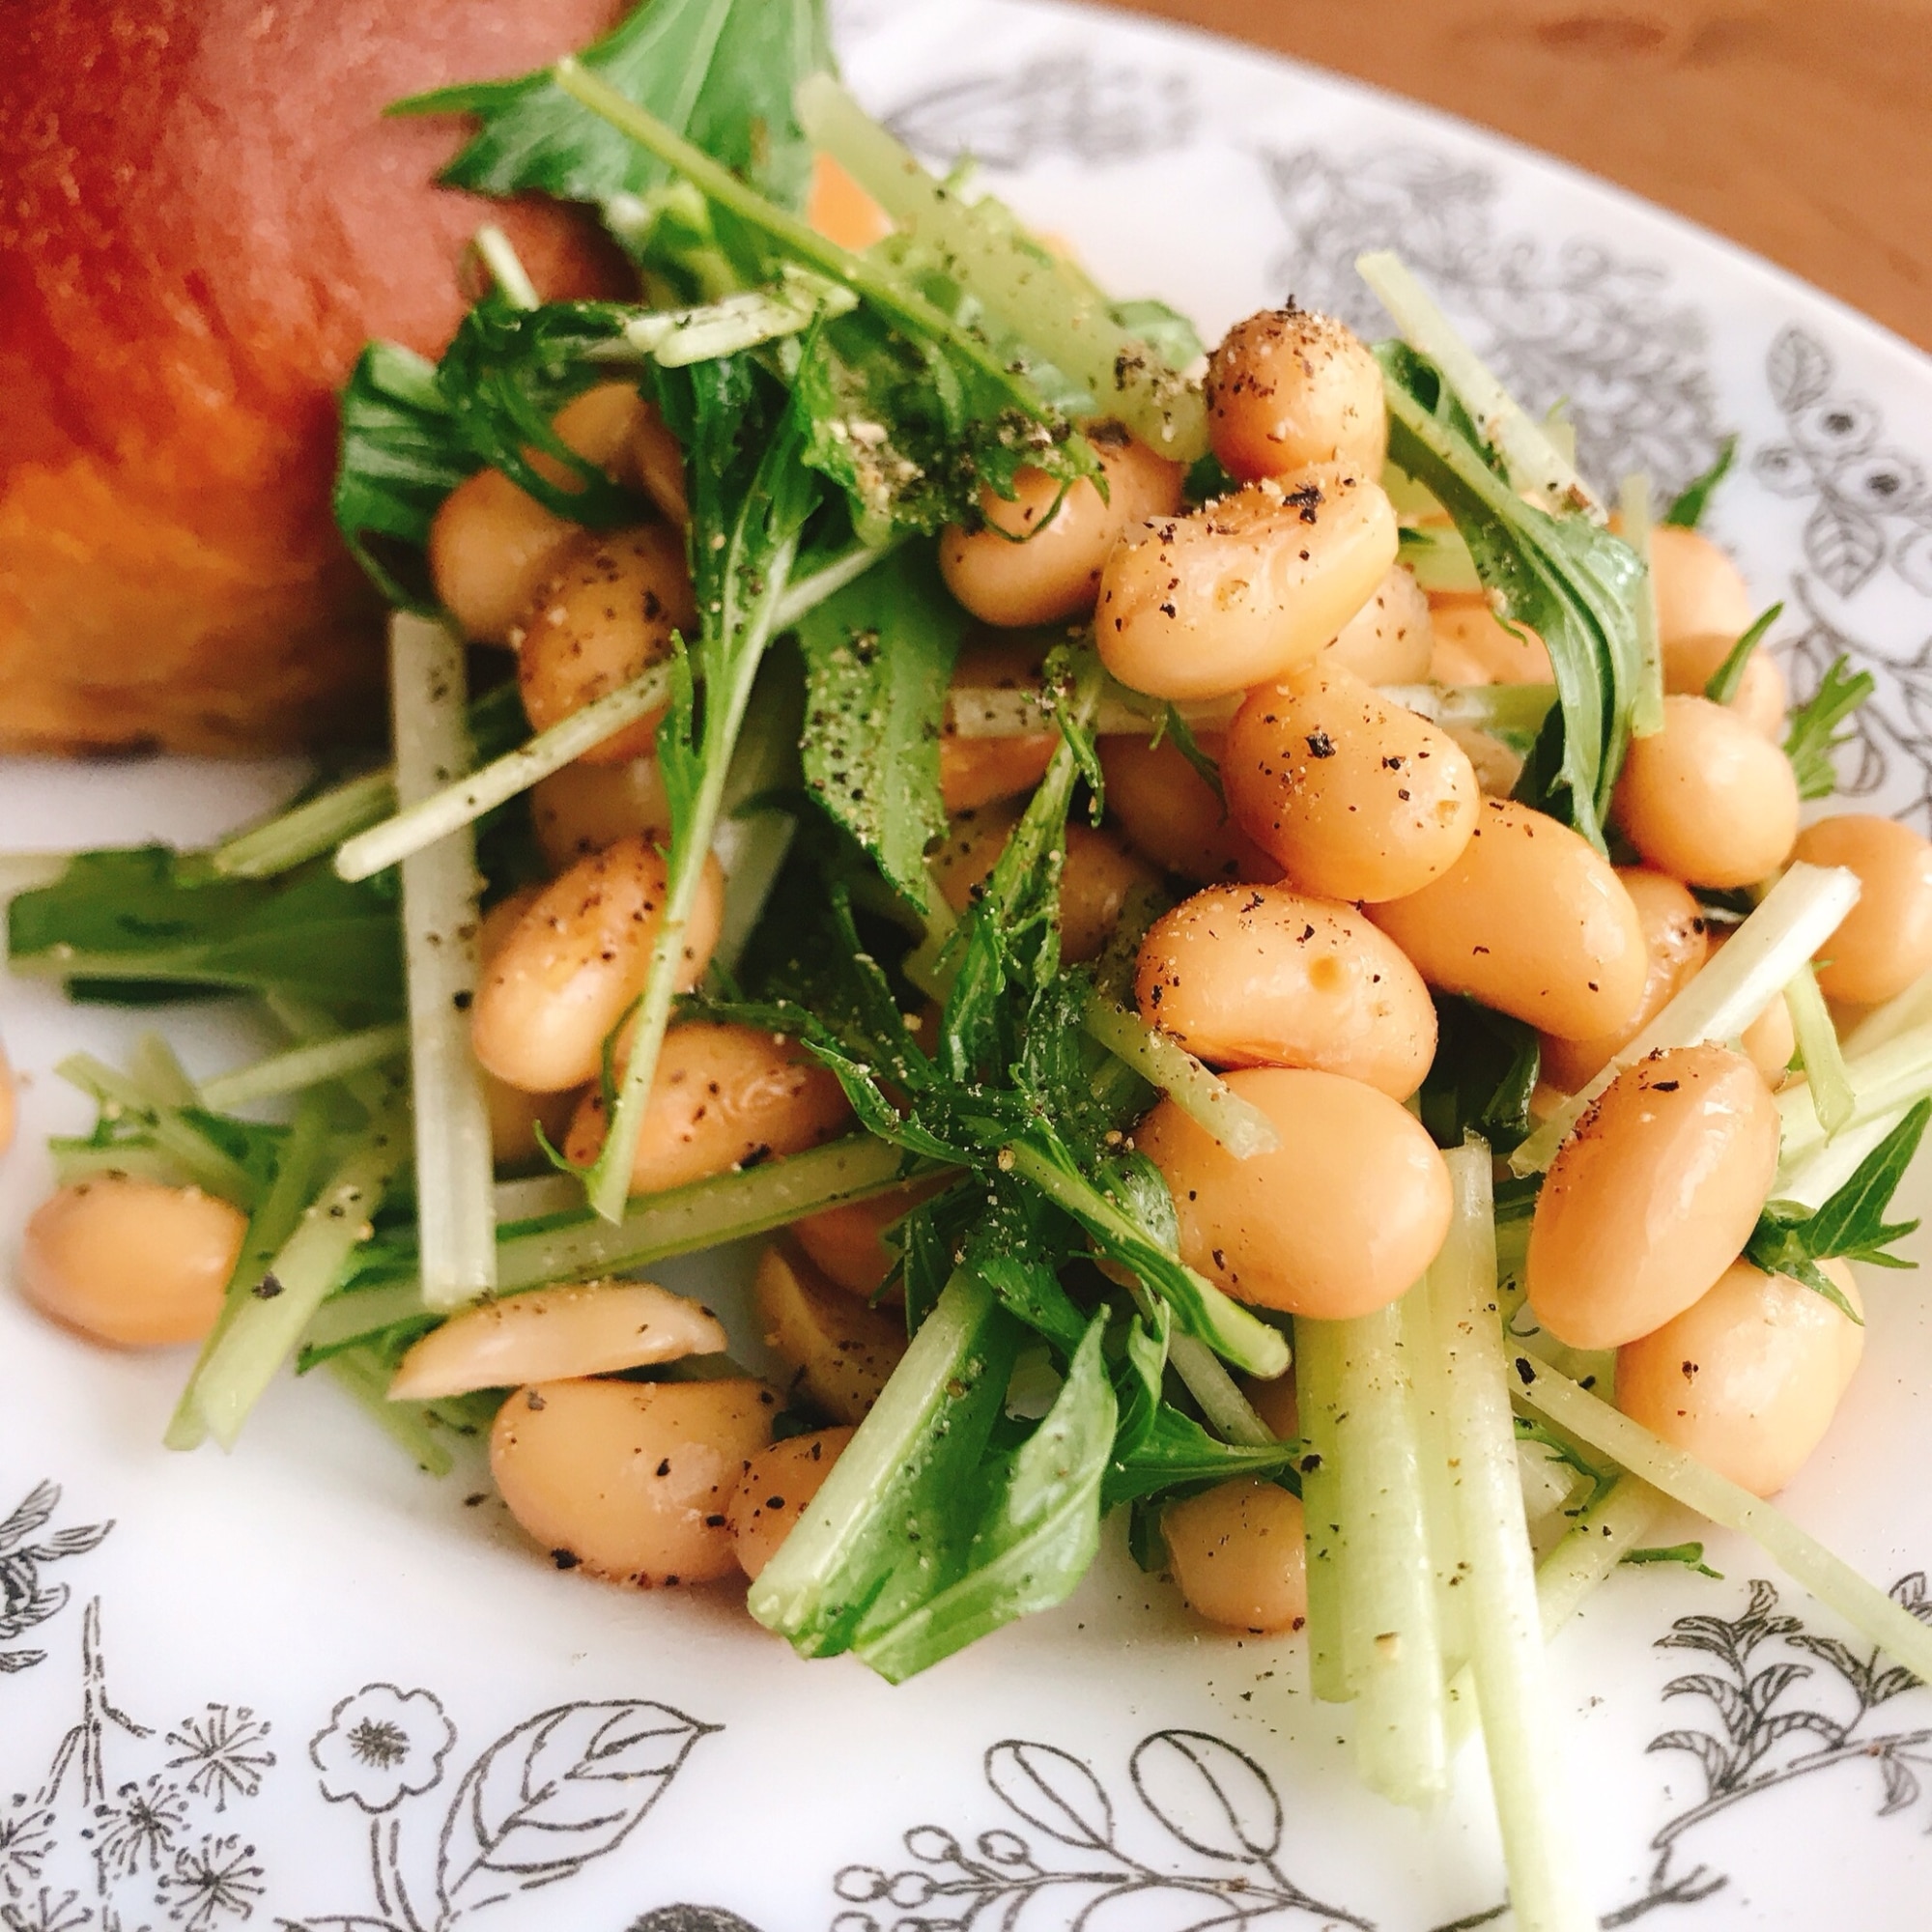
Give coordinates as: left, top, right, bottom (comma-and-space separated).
0, 0, 632, 754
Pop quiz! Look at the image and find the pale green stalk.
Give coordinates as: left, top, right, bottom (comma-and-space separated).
182, 1093, 409, 1449
334, 662, 674, 884
1776, 1018, 1932, 1195
1427, 1147, 1592, 1932
1359, 251, 1599, 519
1381, 682, 1557, 742
197, 1022, 410, 1112
1322, 1294, 1449, 1806
1514, 862, 1861, 1174
57, 1053, 260, 1208
1783, 961, 1855, 1135
491, 1173, 582, 1223
1080, 996, 1280, 1159
709, 658, 805, 978
615, 271, 858, 366
794, 74, 1208, 460
471, 225, 540, 309
1619, 474, 1665, 738
1845, 967, 1932, 1057
1401, 1273, 1468, 1670
388, 614, 495, 1310
1293, 1314, 1351, 1702
213, 768, 397, 880
130, 1033, 198, 1108
1167, 1334, 1274, 1446
1517, 1357, 1932, 1686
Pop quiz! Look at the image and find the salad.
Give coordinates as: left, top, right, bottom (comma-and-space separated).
9, 4, 1932, 1925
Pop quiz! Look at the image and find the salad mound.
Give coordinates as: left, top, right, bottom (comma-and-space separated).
10, 5, 1932, 1927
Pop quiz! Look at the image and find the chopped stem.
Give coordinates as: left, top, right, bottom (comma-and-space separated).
1618, 474, 1665, 738
1167, 1333, 1275, 1447
1513, 862, 1861, 1175
388, 614, 496, 1309
1784, 961, 1856, 1136
1776, 1017, 1932, 1194
472, 225, 540, 310
1426, 1146, 1592, 1930
491, 1173, 582, 1223
1379, 682, 1557, 742
794, 74, 1208, 460
1080, 996, 1280, 1158
186, 1094, 411, 1450
1359, 251, 1599, 519
1516, 1356, 1932, 1687
334, 661, 674, 883
57, 1053, 261, 1208
1293, 1315, 1351, 1703
944, 685, 1236, 741
326, 1349, 456, 1477
197, 1022, 411, 1112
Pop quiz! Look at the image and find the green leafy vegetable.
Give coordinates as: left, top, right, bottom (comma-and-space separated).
332, 343, 476, 610
395, 0, 831, 217
1417, 997, 1542, 1155
8, 849, 403, 1018
1623, 1542, 1723, 1579
1784, 655, 1875, 801
1662, 435, 1738, 529
1377, 341, 1645, 853
1704, 602, 1781, 706
1746, 1099, 1930, 1319
794, 544, 963, 908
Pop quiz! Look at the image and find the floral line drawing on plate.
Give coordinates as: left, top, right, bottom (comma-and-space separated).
883, 50, 1196, 170
1258, 145, 1723, 500
292, 1690, 718, 1932
1, 1484, 112, 1677
1754, 325, 1932, 602
1, 1571, 274, 1932
827, 1730, 1376, 1931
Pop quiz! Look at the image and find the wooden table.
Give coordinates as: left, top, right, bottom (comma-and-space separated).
1110, 0, 1932, 355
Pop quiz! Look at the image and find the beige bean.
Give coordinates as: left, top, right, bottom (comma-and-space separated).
1368, 798, 1648, 1040
1224, 661, 1479, 902
486, 1077, 578, 1171
543, 383, 651, 484
0, 1033, 14, 1158
1427, 597, 1552, 684
727, 1427, 856, 1581
1649, 525, 1752, 648
429, 469, 579, 646
754, 1241, 908, 1424
477, 884, 545, 964
20, 1178, 245, 1348
930, 803, 1021, 916
389, 1281, 726, 1401
1135, 884, 1436, 1098
1616, 1258, 1863, 1496
1062, 823, 1163, 963
1539, 869, 1709, 1093
1098, 733, 1278, 885
1662, 631, 1788, 739
1139, 1066, 1453, 1318
469, 837, 724, 1094
1164, 1478, 1309, 1634
1526, 1044, 1779, 1350
630, 399, 690, 526
1792, 814, 1932, 1006
1612, 695, 1800, 889
1325, 564, 1433, 684
1095, 466, 1399, 701
938, 425, 1185, 628
563, 1021, 852, 1195
1239, 1368, 1300, 1442
489, 1376, 776, 1584
530, 756, 672, 872
1206, 305, 1385, 482
514, 524, 696, 764
792, 1177, 947, 1299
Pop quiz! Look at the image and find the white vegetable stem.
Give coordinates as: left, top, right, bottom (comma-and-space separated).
1783, 961, 1856, 1135
1517, 1356, 1932, 1689
1775, 1017, 1932, 1203
1293, 1315, 1351, 1704
334, 660, 674, 884
1618, 474, 1665, 738
387, 614, 497, 1310
197, 1022, 411, 1112
795, 74, 1208, 461
1359, 251, 1601, 520
1427, 1147, 1593, 1932
1309, 1293, 1449, 1805
1080, 997, 1281, 1159
1513, 861, 1861, 1175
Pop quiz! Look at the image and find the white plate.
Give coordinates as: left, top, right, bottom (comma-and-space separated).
7, 4, 1932, 1927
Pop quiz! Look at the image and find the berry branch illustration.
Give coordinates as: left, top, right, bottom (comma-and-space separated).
0, 1483, 111, 1678
828, 1731, 1377, 1931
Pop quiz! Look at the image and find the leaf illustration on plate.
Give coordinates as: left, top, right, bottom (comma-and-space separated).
1129, 1729, 1283, 1863
1805, 497, 1888, 596
1769, 325, 1833, 413
437, 1700, 716, 1916
1648, 1726, 1732, 1795
982, 1740, 1117, 1851
1877, 1750, 1921, 1816
1890, 1571, 1932, 1622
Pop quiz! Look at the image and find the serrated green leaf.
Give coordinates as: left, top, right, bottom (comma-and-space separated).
1784, 656, 1876, 801
1662, 435, 1738, 529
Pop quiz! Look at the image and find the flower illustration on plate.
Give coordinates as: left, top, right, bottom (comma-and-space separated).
93, 1776, 189, 1880
0, 1888, 90, 1932
308, 1687, 454, 1814
156, 1834, 266, 1931
0, 1798, 54, 1903
165, 1708, 275, 1812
